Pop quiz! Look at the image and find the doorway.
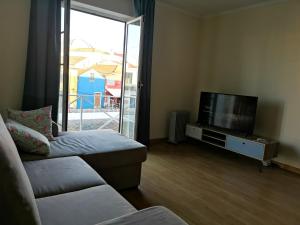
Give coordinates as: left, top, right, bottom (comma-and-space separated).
59, 1, 143, 139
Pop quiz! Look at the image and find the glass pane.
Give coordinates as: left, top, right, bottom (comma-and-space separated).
121, 19, 142, 139
57, 65, 64, 131
61, 2, 64, 32
67, 10, 125, 132
61, 33, 64, 65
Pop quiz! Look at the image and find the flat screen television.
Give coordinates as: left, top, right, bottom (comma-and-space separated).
198, 92, 258, 135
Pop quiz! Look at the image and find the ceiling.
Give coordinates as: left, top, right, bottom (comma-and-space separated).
159, 0, 279, 16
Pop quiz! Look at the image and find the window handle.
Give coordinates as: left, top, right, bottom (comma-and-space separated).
138, 81, 144, 89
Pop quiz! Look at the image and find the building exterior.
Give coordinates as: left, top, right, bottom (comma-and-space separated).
77, 69, 105, 109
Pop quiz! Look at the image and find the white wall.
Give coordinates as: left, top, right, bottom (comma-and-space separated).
194, 0, 300, 169
0, 0, 31, 112
150, 2, 201, 139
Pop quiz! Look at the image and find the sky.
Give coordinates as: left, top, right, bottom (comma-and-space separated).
70, 10, 125, 53
69, 10, 141, 64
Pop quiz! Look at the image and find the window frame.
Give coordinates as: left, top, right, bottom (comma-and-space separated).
61, 0, 71, 131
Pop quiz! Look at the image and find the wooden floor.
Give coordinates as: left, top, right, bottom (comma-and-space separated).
121, 142, 300, 225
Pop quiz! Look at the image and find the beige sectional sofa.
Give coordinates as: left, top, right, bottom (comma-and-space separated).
0, 115, 188, 225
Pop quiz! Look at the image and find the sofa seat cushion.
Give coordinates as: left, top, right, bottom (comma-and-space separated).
21, 130, 147, 168
24, 156, 106, 198
96, 206, 189, 225
36, 185, 137, 225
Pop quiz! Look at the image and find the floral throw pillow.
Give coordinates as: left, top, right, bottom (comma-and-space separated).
6, 119, 50, 155
7, 106, 54, 141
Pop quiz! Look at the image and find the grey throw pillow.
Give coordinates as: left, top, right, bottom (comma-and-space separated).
6, 119, 50, 155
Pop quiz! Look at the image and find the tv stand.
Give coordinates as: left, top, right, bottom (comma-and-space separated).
186, 124, 278, 166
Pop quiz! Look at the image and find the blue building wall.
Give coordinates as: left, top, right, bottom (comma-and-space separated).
77, 76, 105, 109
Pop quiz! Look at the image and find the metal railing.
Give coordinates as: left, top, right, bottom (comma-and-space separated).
58, 93, 136, 131
68, 93, 120, 131
68, 93, 120, 110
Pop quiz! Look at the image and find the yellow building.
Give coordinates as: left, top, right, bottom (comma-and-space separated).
68, 69, 78, 109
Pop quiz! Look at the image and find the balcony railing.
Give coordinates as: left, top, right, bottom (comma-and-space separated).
58, 93, 136, 132
59, 93, 121, 131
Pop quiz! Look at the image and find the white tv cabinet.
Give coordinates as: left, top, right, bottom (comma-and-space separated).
186, 124, 278, 166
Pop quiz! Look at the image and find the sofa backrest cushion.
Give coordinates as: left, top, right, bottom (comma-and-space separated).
0, 115, 41, 225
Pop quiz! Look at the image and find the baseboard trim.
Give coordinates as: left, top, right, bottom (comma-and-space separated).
273, 161, 300, 175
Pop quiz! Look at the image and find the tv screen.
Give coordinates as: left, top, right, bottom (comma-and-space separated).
198, 92, 258, 135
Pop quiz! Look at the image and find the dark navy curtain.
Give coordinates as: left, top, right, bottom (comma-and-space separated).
23, 0, 61, 122
133, 0, 156, 146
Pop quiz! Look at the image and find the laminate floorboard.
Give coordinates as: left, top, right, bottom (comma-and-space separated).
121, 142, 300, 225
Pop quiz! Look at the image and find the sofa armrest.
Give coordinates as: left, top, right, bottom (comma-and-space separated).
95, 206, 189, 225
